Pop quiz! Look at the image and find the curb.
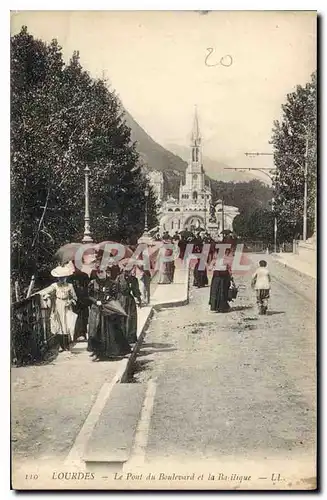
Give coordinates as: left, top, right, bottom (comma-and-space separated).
272, 255, 316, 281
65, 271, 190, 466
119, 308, 154, 383
119, 272, 190, 383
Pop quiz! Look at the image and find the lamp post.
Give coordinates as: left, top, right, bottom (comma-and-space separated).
144, 187, 149, 233
82, 166, 93, 243
138, 186, 153, 245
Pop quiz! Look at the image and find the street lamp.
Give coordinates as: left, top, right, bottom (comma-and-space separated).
144, 187, 149, 233
138, 186, 154, 245
82, 166, 93, 243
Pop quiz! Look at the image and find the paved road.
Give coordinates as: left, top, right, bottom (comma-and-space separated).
131, 255, 316, 483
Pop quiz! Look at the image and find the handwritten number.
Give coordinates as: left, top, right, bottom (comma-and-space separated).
205, 48, 216, 67
205, 48, 233, 67
220, 54, 233, 67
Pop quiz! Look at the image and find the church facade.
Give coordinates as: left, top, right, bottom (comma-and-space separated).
148, 109, 239, 237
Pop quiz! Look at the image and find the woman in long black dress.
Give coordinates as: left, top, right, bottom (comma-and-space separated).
69, 269, 90, 342
193, 239, 209, 288
116, 266, 142, 344
209, 249, 232, 312
87, 267, 131, 360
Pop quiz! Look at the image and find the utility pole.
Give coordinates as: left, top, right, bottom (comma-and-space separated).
225, 157, 278, 252
245, 132, 310, 243
204, 185, 207, 231
303, 135, 309, 242
222, 198, 225, 235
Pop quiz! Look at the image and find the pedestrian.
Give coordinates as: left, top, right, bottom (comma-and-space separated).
209, 248, 233, 313
158, 234, 175, 284
116, 264, 142, 344
68, 268, 90, 342
193, 238, 208, 288
251, 259, 271, 315
87, 265, 131, 360
44, 264, 78, 351
138, 264, 151, 305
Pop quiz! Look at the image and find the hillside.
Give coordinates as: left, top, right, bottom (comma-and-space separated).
123, 110, 187, 174
122, 108, 273, 210
166, 143, 258, 183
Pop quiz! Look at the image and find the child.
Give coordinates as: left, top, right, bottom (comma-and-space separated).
251, 260, 271, 315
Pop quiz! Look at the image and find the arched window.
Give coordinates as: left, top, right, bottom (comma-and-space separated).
193, 191, 198, 201
175, 208, 180, 212
168, 208, 173, 212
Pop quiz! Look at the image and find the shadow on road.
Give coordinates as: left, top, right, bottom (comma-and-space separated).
142, 342, 174, 349
138, 348, 177, 357
230, 305, 253, 312
267, 311, 285, 316
133, 359, 153, 371
127, 358, 154, 383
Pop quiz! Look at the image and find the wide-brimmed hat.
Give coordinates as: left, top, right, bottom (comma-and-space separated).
51, 263, 74, 278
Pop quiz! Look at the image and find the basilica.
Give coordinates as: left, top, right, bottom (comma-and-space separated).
149, 109, 239, 238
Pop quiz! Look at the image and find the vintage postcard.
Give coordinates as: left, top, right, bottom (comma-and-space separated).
10, 10, 317, 491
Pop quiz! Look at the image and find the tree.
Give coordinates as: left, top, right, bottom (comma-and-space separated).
232, 213, 248, 239
271, 71, 317, 241
210, 179, 273, 217
11, 27, 158, 289
233, 208, 274, 243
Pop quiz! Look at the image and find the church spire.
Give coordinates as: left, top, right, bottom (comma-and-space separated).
191, 105, 201, 144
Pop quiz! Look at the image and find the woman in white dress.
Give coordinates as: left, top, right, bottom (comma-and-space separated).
44, 264, 77, 351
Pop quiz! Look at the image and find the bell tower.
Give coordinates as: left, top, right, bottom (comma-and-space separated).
190, 105, 202, 166
185, 106, 204, 193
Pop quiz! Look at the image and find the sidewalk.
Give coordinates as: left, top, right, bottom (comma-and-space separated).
11, 267, 189, 475
272, 252, 316, 280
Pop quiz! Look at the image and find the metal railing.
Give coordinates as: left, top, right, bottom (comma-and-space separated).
240, 241, 293, 254
11, 288, 56, 366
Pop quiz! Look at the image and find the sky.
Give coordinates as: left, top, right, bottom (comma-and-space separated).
11, 10, 316, 177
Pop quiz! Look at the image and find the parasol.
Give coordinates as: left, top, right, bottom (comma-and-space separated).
94, 241, 134, 259
54, 243, 84, 265
55, 243, 96, 266
54, 241, 133, 268
88, 296, 128, 317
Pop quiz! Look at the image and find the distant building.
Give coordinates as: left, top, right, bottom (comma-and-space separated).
148, 108, 239, 236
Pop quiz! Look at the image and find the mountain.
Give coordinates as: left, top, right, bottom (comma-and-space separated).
123, 109, 187, 198
122, 108, 273, 209
166, 144, 258, 183
123, 110, 187, 174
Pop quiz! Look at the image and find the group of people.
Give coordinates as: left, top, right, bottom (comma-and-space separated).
154, 229, 238, 287
44, 256, 149, 360
44, 229, 272, 359
158, 229, 270, 316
